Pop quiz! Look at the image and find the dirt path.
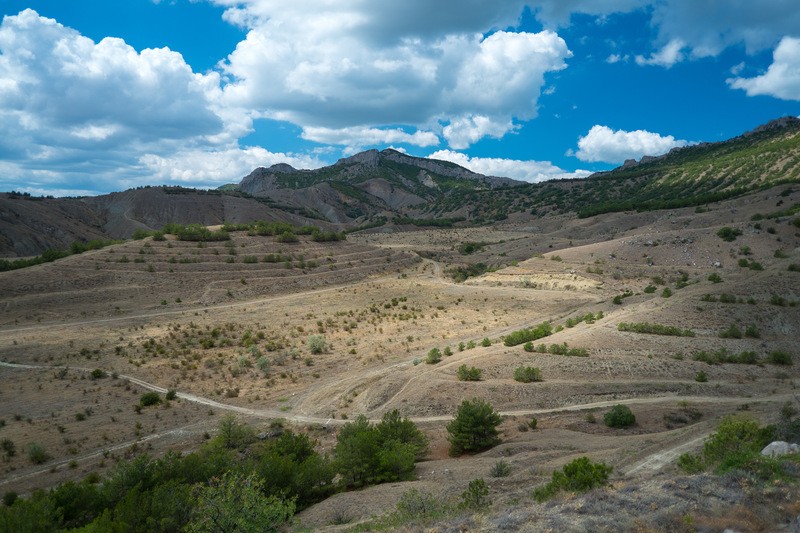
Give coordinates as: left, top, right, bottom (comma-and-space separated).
1, 360, 792, 491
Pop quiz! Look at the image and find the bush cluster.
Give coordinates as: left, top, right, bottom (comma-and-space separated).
617, 322, 695, 337
533, 457, 612, 501
503, 322, 553, 346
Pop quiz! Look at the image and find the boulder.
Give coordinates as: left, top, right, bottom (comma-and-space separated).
761, 441, 800, 458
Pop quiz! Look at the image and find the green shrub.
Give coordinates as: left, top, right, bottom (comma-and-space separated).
604, 404, 635, 428
717, 227, 742, 242
503, 322, 552, 346
447, 398, 502, 456
643, 285, 657, 293
490, 459, 511, 477
459, 478, 490, 509
89, 368, 106, 380
744, 325, 760, 338
533, 457, 612, 501
165, 389, 177, 401
27, 443, 49, 464
677, 452, 705, 474
719, 324, 742, 339
695, 371, 708, 382
426, 348, 442, 364
617, 322, 695, 337
788, 264, 800, 272
396, 488, 442, 519
513, 366, 543, 383
307, 334, 327, 354
766, 351, 793, 366
456, 365, 482, 381
661, 287, 672, 298
2, 490, 18, 507
139, 392, 161, 407
480, 337, 492, 347
707, 272, 722, 283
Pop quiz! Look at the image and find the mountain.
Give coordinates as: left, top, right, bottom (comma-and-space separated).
0, 187, 332, 257
236, 148, 522, 223
2, 117, 799, 257
422, 116, 800, 222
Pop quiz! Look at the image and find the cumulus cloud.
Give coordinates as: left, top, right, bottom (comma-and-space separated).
140, 147, 325, 186
648, 0, 800, 58
214, 1, 571, 150
728, 36, 800, 101
301, 126, 439, 152
0, 9, 255, 193
429, 149, 592, 183
635, 39, 686, 68
574, 125, 690, 163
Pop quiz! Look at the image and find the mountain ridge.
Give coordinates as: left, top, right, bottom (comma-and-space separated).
1, 117, 799, 257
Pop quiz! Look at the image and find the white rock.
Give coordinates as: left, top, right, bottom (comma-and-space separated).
761, 441, 800, 458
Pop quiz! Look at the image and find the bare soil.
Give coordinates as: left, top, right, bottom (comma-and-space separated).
1, 185, 799, 531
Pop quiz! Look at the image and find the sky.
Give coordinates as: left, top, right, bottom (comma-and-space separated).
1, 1, 799, 197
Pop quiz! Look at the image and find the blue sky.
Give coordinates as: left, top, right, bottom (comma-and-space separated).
1, 1, 799, 196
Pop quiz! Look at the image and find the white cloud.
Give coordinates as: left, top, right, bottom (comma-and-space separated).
574, 125, 690, 163
300, 126, 439, 152
635, 39, 685, 68
728, 36, 800, 101
140, 147, 325, 186
0, 9, 257, 193
214, 2, 571, 150
429, 149, 591, 183
606, 53, 629, 64
442, 116, 517, 150
648, 0, 800, 58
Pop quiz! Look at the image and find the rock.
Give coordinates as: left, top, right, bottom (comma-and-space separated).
761, 441, 800, 458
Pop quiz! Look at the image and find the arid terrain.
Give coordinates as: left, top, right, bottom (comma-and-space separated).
1, 184, 799, 531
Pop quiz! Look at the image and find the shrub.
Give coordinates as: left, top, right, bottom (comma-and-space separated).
744, 325, 760, 338
717, 227, 742, 242
459, 478, 490, 509
447, 398, 502, 456
695, 371, 708, 382
643, 285, 657, 293
707, 272, 722, 283
27, 443, 49, 464
89, 368, 106, 379
165, 389, 177, 401
513, 366, 543, 383
2, 490, 18, 507
490, 459, 512, 477
766, 351, 793, 366
276, 231, 298, 243
661, 287, 672, 298
788, 264, 800, 272
307, 334, 327, 354
612, 295, 623, 305
139, 392, 161, 407
503, 322, 552, 346
604, 404, 635, 428
480, 337, 492, 347
425, 348, 442, 364
719, 324, 742, 339
677, 452, 705, 474
456, 365, 482, 381
1, 438, 16, 459
533, 457, 612, 501
396, 488, 441, 519
617, 322, 695, 337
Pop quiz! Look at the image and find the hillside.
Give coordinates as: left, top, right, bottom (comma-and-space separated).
2, 117, 799, 258
236, 148, 522, 223
0, 187, 332, 257
424, 116, 800, 222
1, 185, 799, 531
